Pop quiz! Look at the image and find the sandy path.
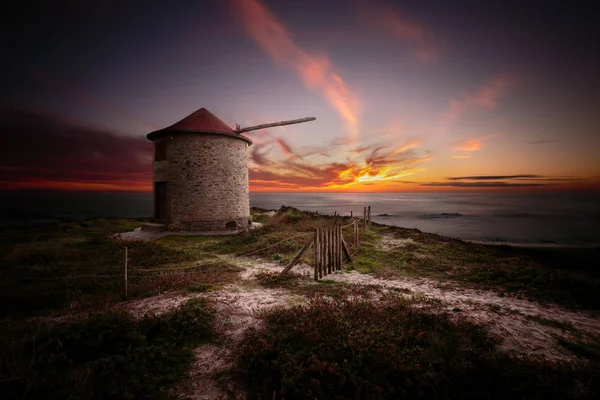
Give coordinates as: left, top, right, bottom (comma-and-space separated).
118, 247, 600, 398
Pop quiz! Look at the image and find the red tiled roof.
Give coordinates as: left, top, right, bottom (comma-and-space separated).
146, 108, 252, 144
165, 108, 235, 134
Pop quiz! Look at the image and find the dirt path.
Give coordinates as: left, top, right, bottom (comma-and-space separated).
118, 248, 600, 398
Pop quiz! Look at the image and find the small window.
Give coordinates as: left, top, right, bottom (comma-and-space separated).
155, 141, 166, 161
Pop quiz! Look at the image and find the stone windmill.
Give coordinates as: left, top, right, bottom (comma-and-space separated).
145, 108, 315, 233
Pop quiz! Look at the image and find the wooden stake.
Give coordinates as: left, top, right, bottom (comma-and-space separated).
281, 239, 314, 275
342, 237, 352, 263
336, 224, 344, 271
339, 224, 342, 270
368, 205, 371, 228
363, 207, 367, 230
314, 228, 319, 281
354, 219, 359, 247
323, 227, 327, 276
124, 247, 128, 299
333, 224, 338, 272
327, 227, 332, 274
319, 228, 325, 278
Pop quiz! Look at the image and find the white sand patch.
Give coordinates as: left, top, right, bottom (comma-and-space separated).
205, 283, 307, 343
232, 257, 313, 280
113, 249, 599, 397
119, 282, 306, 400
177, 283, 306, 399
117, 291, 205, 318
325, 270, 600, 362
377, 234, 415, 251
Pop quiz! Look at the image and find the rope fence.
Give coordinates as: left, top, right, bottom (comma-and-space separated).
5, 205, 374, 294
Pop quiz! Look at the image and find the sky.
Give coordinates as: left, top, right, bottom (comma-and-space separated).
1, 0, 599, 192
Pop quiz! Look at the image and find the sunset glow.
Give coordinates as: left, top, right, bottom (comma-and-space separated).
1, 0, 598, 193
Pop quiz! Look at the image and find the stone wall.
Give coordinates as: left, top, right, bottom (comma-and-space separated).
153, 133, 251, 231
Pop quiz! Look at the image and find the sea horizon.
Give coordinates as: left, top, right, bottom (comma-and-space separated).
2, 190, 600, 248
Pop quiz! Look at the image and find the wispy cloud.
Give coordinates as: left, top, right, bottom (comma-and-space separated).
0, 108, 151, 191
421, 182, 547, 188
443, 74, 519, 126
248, 139, 431, 191
454, 134, 499, 152
357, 0, 438, 62
453, 155, 471, 159
233, 0, 360, 136
448, 175, 541, 180
250, 146, 273, 166
389, 139, 423, 156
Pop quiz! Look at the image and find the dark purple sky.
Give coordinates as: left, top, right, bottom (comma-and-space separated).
1, 0, 598, 191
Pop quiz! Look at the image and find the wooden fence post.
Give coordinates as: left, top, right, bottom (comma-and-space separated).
335, 224, 339, 271
324, 226, 328, 275
350, 210, 353, 218
281, 239, 313, 275
363, 207, 367, 230
327, 226, 333, 274
319, 228, 327, 277
368, 205, 371, 228
124, 247, 128, 299
338, 223, 343, 269
314, 228, 319, 280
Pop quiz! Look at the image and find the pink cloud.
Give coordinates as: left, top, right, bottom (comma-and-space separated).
454, 134, 499, 152
233, 0, 360, 134
357, 0, 439, 62
444, 74, 520, 126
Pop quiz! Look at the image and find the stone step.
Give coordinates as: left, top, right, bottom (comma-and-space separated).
141, 223, 167, 232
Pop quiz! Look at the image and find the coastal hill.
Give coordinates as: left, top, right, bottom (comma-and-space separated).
1, 207, 599, 399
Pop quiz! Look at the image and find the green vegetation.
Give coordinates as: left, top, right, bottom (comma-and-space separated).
2, 208, 600, 399
0, 298, 214, 399
351, 224, 600, 309
0, 218, 240, 319
236, 294, 599, 399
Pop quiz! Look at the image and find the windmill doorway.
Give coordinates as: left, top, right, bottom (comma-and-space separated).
154, 181, 168, 220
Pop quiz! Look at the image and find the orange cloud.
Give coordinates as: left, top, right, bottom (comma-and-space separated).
358, 0, 438, 62
454, 134, 499, 152
444, 74, 519, 126
274, 137, 293, 156
456, 139, 483, 152
389, 139, 423, 156
453, 155, 472, 159
233, 0, 360, 134
248, 139, 432, 192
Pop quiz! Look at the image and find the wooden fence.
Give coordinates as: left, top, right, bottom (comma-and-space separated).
280, 207, 372, 281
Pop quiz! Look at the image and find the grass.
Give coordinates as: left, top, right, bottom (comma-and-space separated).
236, 294, 599, 399
350, 224, 600, 310
3, 207, 600, 398
0, 297, 215, 399
0, 218, 240, 319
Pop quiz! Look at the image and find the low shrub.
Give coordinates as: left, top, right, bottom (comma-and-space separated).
236, 295, 598, 399
0, 298, 214, 399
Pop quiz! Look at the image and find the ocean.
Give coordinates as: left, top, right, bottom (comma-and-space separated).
2, 191, 599, 247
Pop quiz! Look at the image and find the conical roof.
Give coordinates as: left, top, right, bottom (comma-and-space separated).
146, 108, 252, 144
